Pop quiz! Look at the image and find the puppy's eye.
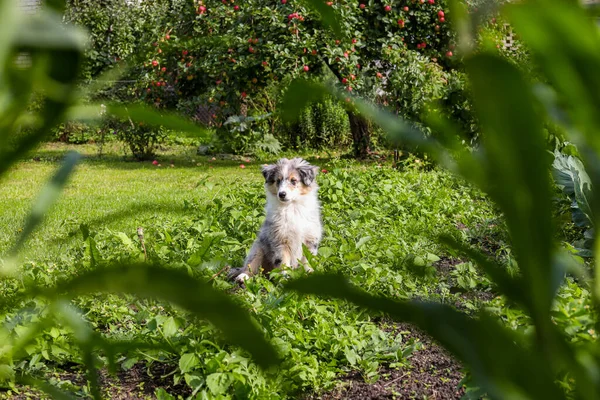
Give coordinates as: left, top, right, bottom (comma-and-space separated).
276, 178, 282, 184
290, 179, 298, 185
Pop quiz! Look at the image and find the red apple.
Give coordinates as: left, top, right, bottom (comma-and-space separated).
311, 49, 317, 55
403, 6, 409, 11
342, 77, 348, 84
165, 34, 170, 40
398, 19, 405, 27
234, 5, 239, 10
352, 38, 357, 44
182, 50, 188, 56
303, 65, 309, 72
428, 0, 434, 3
384, 5, 392, 12
281, 0, 286, 3
439, 16, 445, 22
438, 10, 444, 18
446, 51, 453, 57
161, 67, 166, 72
152, 60, 158, 67
359, 3, 365, 9
241, 91, 247, 98
376, 72, 383, 78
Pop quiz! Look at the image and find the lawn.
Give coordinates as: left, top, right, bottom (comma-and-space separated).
0, 143, 592, 399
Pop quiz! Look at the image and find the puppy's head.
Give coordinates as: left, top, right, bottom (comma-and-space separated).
262, 158, 319, 203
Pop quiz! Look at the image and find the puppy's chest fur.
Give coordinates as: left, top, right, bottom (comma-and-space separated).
267, 200, 319, 245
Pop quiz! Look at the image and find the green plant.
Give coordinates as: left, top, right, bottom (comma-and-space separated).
283, 0, 600, 398
0, 2, 279, 398
110, 118, 168, 161
552, 146, 594, 257
218, 113, 281, 155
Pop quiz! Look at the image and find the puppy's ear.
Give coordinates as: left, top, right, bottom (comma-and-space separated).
298, 164, 319, 186
261, 164, 277, 183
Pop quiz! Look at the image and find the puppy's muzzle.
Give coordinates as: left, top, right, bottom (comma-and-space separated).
278, 191, 287, 201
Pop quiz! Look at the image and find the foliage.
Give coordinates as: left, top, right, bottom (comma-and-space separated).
0, 2, 277, 398
108, 118, 168, 161
63, 0, 174, 82
217, 113, 281, 155
283, 1, 600, 399
2, 149, 508, 397
287, 97, 351, 150
552, 146, 594, 257
68, 0, 456, 155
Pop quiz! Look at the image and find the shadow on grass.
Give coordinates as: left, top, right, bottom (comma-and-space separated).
49, 201, 194, 246
28, 144, 342, 171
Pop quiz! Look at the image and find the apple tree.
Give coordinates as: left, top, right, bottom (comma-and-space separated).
132, 0, 457, 157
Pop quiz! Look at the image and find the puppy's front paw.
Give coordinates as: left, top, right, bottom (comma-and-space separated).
236, 273, 250, 282
304, 266, 314, 274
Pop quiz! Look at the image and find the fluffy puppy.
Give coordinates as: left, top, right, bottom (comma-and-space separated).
228, 158, 322, 283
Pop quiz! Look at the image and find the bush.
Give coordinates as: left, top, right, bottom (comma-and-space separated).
285, 98, 351, 150
214, 113, 281, 156
108, 118, 167, 160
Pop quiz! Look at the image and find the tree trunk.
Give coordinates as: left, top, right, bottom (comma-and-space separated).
347, 110, 371, 158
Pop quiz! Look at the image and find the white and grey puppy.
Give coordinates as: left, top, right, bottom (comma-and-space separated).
229, 158, 322, 283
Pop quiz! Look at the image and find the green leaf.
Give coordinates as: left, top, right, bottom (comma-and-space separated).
552, 149, 594, 229
206, 372, 234, 396
162, 317, 179, 338
286, 274, 562, 400
179, 353, 199, 374
318, 246, 334, 258
155, 388, 175, 400
44, 264, 279, 369
465, 53, 554, 316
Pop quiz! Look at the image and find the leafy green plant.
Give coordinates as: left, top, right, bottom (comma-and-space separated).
552, 147, 594, 256
218, 113, 281, 155
283, 0, 600, 398
0, 1, 279, 397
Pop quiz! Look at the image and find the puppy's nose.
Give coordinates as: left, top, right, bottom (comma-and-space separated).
278, 191, 287, 200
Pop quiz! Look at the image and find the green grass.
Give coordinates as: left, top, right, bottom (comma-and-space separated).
1, 143, 593, 398
0, 143, 260, 258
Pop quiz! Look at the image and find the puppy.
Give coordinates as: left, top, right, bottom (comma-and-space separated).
228, 158, 322, 283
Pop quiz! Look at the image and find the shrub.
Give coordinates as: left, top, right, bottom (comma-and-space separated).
285, 98, 351, 150
215, 113, 281, 155
109, 118, 167, 161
